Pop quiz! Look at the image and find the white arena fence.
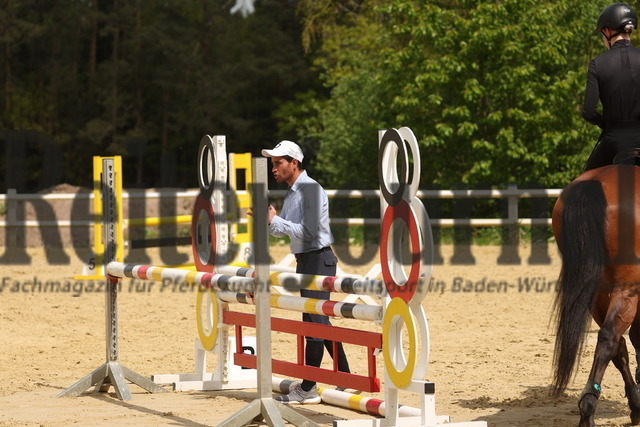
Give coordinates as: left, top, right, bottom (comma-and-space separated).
0, 184, 562, 231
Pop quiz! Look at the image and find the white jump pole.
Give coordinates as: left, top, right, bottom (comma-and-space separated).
217, 158, 317, 426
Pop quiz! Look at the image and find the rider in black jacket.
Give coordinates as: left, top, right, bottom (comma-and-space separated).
583, 3, 640, 170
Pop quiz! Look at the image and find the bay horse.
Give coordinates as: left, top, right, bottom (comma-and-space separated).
552, 163, 640, 426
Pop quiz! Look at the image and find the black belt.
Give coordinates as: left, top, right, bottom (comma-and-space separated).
294, 247, 331, 260
608, 120, 640, 129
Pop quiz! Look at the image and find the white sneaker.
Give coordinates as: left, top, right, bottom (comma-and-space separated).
275, 383, 321, 404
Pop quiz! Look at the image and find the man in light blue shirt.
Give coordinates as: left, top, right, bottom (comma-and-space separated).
267, 161, 333, 255
261, 140, 351, 404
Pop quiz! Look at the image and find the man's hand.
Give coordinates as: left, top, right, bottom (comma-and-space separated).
246, 204, 278, 225
268, 204, 277, 224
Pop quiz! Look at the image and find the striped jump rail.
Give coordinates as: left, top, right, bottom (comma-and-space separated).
216, 290, 381, 322
106, 262, 382, 322
217, 264, 387, 297
272, 378, 421, 418
107, 262, 387, 297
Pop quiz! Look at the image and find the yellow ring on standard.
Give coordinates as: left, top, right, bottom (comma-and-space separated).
383, 297, 417, 389
196, 287, 218, 351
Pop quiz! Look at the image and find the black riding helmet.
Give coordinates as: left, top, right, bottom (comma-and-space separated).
596, 3, 638, 33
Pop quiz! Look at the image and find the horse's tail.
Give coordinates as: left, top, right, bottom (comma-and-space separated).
551, 180, 608, 397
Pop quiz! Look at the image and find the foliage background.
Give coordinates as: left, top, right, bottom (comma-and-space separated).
0, 0, 625, 192
0, 0, 317, 190
290, 0, 610, 189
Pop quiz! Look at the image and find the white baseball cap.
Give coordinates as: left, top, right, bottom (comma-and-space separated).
261, 140, 304, 162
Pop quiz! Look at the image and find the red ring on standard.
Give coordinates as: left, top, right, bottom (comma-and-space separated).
191, 194, 217, 273
380, 199, 421, 303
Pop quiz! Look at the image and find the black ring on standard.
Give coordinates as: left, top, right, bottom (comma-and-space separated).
378, 128, 407, 207
198, 135, 215, 199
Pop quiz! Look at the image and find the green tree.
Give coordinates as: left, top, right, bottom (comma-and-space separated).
291, 0, 611, 188
0, 0, 318, 190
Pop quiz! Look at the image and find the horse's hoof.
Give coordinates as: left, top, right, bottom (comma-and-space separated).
578, 392, 598, 427
578, 419, 596, 427
627, 384, 640, 424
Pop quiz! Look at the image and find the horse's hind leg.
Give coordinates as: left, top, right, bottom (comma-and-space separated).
629, 315, 640, 383
611, 335, 640, 424
628, 313, 640, 423
579, 290, 637, 427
